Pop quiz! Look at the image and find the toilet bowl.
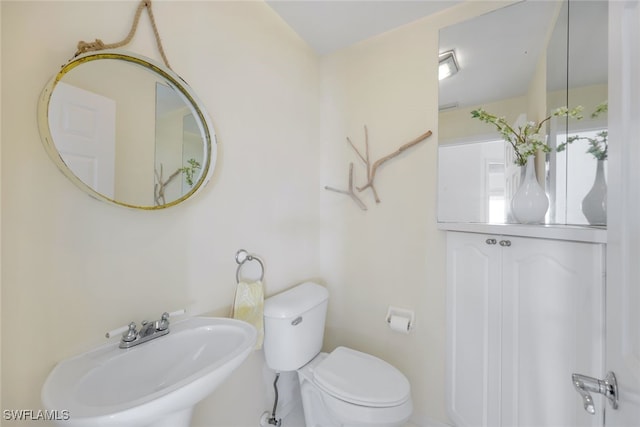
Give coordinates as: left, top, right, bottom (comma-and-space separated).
263, 282, 413, 427
298, 348, 412, 427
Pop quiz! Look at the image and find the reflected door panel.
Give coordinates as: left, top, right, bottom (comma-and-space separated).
438, 140, 507, 223
49, 81, 116, 198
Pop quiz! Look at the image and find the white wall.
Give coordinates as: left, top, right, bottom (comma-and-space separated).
1, 1, 319, 426
1, 1, 518, 427
318, 2, 514, 425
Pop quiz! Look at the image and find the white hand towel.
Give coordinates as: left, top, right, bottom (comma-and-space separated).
231, 280, 264, 349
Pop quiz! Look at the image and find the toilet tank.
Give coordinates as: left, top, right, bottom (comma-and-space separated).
263, 282, 329, 372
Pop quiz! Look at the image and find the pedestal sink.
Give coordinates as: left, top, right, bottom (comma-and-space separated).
41, 317, 257, 427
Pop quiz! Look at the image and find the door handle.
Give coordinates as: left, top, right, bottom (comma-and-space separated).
572, 371, 618, 415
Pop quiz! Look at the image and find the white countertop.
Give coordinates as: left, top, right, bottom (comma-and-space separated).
437, 222, 607, 244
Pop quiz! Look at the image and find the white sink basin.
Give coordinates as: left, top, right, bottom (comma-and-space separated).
42, 317, 257, 427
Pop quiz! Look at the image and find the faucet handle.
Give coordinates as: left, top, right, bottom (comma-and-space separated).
122, 322, 138, 342
158, 309, 186, 331
105, 321, 138, 340
158, 313, 170, 331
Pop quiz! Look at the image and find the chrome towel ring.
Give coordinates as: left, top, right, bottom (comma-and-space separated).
235, 249, 265, 283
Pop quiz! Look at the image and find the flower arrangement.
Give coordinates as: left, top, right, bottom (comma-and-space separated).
557, 101, 608, 160
471, 106, 584, 166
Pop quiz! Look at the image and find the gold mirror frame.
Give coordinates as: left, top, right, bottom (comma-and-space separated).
37, 50, 216, 210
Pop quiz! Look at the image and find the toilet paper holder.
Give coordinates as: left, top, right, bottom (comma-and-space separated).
385, 306, 414, 332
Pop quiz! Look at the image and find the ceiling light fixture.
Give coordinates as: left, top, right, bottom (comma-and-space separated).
439, 50, 459, 80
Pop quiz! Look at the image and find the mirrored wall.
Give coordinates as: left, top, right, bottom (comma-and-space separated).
548, 0, 608, 225
437, 0, 608, 226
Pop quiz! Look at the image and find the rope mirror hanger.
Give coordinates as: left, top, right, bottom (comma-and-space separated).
74, 0, 172, 70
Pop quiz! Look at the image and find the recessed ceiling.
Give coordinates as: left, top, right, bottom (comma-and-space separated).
266, 1, 608, 112
439, 1, 559, 110
266, 0, 460, 55
439, 1, 608, 110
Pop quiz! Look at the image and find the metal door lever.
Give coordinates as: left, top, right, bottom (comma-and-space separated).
572, 371, 618, 415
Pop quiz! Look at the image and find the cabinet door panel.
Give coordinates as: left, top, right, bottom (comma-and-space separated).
446, 233, 502, 427
501, 237, 604, 427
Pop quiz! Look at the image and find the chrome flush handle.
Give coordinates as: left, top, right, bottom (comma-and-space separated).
572, 371, 618, 415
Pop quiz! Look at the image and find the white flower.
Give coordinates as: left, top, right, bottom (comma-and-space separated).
530, 133, 545, 144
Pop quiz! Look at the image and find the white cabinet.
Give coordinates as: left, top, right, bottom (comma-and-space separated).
446, 232, 605, 427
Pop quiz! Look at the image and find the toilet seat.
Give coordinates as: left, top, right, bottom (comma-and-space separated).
313, 346, 411, 408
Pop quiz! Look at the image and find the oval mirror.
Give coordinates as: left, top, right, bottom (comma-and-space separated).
38, 50, 216, 209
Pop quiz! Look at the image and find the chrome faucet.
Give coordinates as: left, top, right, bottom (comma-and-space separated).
105, 309, 184, 349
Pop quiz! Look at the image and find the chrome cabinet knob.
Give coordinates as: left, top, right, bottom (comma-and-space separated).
486, 238, 497, 245
499, 240, 511, 247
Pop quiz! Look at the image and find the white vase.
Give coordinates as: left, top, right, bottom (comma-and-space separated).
581, 159, 607, 226
511, 156, 549, 224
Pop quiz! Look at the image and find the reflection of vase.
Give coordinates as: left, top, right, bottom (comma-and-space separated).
581, 159, 607, 226
511, 156, 549, 224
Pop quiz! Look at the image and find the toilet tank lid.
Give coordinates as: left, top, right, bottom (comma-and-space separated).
264, 282, 329, 319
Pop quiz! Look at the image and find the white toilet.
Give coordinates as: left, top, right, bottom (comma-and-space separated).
263, 282, 413, 427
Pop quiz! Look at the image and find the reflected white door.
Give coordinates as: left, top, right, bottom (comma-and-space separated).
48, 81, 116, 198
605, 1, 640, 425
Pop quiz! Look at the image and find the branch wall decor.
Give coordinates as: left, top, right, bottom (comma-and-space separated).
324, 126, 433, 210
324, 163, 368, 211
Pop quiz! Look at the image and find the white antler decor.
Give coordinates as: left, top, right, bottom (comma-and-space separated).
325, 126, 432, 210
